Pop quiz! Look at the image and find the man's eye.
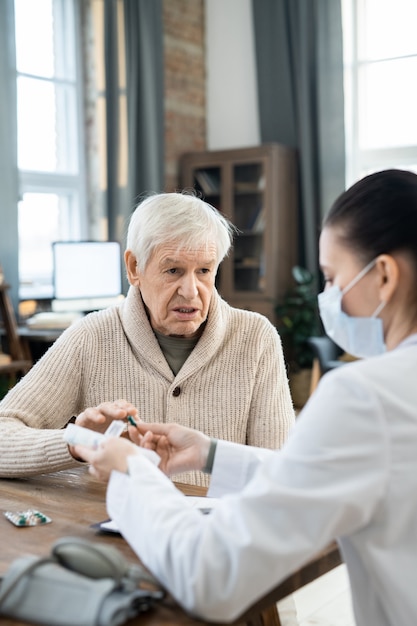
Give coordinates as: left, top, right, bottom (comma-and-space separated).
167, 268, 178, 275
200, 268, 210, 274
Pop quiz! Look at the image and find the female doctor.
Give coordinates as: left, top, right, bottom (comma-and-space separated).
76, 169, 417, 626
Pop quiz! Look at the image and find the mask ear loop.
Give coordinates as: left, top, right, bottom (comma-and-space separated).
341, 258, 377, 296
372, 300, 386, 318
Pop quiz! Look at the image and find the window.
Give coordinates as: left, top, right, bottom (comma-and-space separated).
14, 0, 86, 299
342, 0, 417, 185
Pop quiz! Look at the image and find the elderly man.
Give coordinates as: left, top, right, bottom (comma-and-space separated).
0, 192, 294, 484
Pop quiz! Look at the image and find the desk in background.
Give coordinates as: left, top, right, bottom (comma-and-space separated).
0, 467, 342, 626
0, 326, 63, 363
16, 326, 63, 343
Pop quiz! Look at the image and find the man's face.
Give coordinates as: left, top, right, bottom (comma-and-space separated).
126, 243, 218, 337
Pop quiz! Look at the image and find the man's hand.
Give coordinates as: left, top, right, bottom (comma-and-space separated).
74, 437, 139, 481
68, 400, 139, 460
134, 422, 211, 476
75, 400, 139, 431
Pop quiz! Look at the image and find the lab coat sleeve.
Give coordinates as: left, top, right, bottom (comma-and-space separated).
107, 367, 390, 622
207, 439, 275, 497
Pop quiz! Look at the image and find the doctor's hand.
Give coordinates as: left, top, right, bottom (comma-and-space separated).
74, 437, 139, 482
135, 422, 211, 476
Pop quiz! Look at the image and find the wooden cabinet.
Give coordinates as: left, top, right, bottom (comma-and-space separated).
180, 144, 298, 323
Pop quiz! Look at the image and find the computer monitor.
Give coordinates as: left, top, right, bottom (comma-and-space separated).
51, 241, 124, 313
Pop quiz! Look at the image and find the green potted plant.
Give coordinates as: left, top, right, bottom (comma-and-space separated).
275, 266, 321, 407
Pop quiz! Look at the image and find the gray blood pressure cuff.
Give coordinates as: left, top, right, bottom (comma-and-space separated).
0, 536, 165, 626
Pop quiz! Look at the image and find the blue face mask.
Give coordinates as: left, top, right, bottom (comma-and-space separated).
317, 259, 386, 359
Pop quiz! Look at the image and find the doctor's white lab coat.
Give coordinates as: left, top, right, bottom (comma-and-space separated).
107, 333, 417, 626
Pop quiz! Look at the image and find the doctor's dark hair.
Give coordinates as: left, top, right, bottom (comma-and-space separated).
323, 169, 417, 266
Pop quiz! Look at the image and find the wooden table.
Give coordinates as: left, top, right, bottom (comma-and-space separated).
0, 468, 342, 626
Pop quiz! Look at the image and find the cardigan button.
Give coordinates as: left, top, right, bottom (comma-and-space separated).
172, 387, 181, 397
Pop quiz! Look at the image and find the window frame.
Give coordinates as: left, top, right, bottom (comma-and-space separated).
342, 0, 417, 185
15, 0, 87, 300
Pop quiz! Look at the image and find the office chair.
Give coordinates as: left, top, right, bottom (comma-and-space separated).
0, 283, 32, 387
307, 336, 346, 395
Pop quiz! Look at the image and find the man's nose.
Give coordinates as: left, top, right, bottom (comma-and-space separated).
178, 274, 198, 299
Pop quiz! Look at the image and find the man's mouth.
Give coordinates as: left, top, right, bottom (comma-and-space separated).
175, 307, 196, 313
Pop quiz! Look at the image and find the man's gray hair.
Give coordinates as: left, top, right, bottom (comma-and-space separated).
126, 192, 235, 271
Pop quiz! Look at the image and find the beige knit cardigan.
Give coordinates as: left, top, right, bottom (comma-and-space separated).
0, 287, 295, 485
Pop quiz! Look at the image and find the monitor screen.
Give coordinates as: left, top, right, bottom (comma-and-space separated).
53, 241, 122, 302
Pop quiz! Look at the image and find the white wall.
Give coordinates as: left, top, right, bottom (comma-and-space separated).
205, 0, 260, 150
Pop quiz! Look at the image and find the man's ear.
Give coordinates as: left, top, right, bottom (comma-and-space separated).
375, 254, 399, 303
125, 250, 140, 286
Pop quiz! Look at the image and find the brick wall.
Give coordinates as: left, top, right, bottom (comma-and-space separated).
163, 0, 206, 191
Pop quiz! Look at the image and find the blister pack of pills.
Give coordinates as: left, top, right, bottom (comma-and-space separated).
4, 509, 52, 527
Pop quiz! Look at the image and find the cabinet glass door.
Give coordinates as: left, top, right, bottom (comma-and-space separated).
191, 165, 222, 288
192, 166, 221, 200
232, 162, 265, 293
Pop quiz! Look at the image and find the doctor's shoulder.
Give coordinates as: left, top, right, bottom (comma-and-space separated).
312, 346, 414, 409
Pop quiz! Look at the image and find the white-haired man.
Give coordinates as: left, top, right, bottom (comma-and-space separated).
0, 192, 295, 484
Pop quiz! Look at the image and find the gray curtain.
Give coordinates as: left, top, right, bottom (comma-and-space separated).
124, 0, 164, 203
104, 0, 164, 247
0, 0, 19, 311
252, 0, 345, 276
